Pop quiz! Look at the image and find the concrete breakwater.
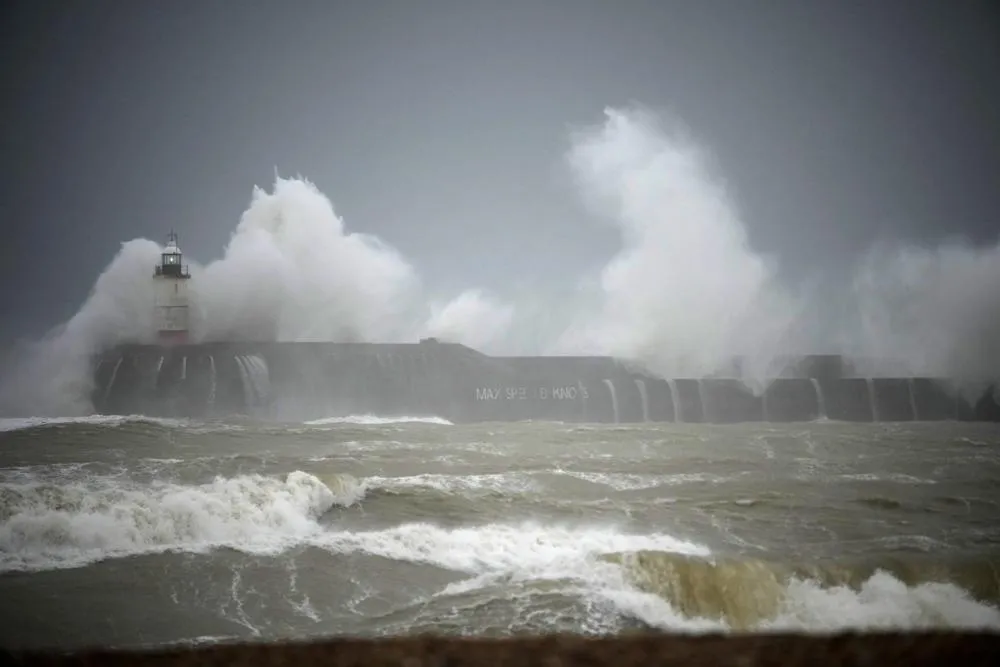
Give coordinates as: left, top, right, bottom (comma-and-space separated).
90, 340, 1000, 423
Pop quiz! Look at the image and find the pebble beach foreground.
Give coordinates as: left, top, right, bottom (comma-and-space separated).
9, 632, 1000, 667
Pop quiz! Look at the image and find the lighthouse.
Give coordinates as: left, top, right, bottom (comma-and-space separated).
153, 231, 192, 345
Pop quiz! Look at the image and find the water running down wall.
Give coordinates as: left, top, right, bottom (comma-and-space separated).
90, 340, 1000, 423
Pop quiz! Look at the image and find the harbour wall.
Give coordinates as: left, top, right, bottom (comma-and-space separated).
90, 340, 1000, 423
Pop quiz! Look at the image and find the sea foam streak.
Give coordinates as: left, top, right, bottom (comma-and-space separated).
303, 415, 453, 426
0, 415, 187, 433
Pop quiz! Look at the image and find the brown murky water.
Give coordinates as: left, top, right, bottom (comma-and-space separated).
1, 415, 999, 650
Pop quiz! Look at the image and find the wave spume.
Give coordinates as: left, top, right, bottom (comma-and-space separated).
2, 105, 999, 416
0, 179, 509, 417
555, 108, 801, 390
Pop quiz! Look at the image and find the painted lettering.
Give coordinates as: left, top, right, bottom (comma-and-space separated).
552, 386, 576, 400
475, 387, 501, 401
473, 385, 589, 401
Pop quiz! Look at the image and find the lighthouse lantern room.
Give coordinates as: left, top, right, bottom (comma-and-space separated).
153, 231, 192, 344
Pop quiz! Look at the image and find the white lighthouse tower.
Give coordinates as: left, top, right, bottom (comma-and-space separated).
153, 231, 192, 345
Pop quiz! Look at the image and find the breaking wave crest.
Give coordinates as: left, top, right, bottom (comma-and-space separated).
3, 465, 998, 633
0, 471, 362, 572
302, 521, 1000, 632
603, 550, 1000, 631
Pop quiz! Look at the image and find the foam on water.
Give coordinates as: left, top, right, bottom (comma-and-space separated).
0, 414, 188, 433
303, 415, 454, 426
1, 99, 999, 642
314, 521, 710, 579
603, 570, 1000, 632
365, 470, 740, 497
554, 470, 722, 491
764, 572, 1000, 630
369, 472, 541, 496
311, 520, 1000, 632
0, 471, 361, 572
601, 549, 1000, 632
1, 461, 997, 633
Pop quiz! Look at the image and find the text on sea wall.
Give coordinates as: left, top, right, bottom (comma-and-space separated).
474, 386, 589, 401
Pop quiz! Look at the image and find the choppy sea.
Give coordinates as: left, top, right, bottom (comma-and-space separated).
1, 415, 999, 650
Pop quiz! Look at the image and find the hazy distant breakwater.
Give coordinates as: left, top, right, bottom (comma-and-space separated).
90, 340, 1000, 424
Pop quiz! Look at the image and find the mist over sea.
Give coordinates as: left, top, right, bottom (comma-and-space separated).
0, 107, 998, 649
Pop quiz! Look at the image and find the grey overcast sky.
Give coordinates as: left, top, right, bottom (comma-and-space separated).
2, 0, 999, 342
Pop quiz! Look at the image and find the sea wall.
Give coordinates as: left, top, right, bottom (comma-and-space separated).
90, 341, 1000, 423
